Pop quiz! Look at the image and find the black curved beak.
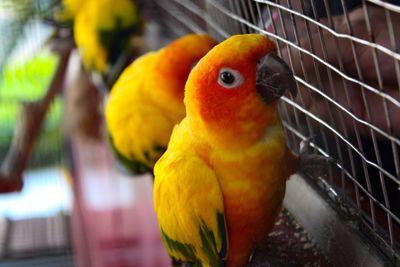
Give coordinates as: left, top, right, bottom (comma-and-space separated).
256, 53, 297, 104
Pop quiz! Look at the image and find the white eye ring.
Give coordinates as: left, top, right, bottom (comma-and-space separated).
218, 68, 244, 89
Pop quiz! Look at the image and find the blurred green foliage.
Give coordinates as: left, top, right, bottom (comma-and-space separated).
0, 53, 57, 101
0, 52, 63, 168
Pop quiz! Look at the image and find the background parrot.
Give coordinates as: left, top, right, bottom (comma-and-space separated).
73, 0, 142, 74
105, 34, 217, 174
54, 0, 85, 23
153, 34, 304, 266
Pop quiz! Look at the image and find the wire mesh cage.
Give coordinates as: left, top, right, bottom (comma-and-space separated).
151, 0, 400, 263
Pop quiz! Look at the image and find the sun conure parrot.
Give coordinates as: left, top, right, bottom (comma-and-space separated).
73, 0, 142, 74
53, 0, 85, 23
153, 34, 316, 266
105, 34, 218, 174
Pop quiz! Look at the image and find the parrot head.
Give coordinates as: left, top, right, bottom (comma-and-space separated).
154, 34, 218, 101
185, 34, 296, 148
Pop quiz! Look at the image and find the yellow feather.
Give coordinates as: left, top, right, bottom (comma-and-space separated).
105, 34, 216, 172
73, 0, 140, 73
106, 52, 181, 167
54, 0, 85, 22
154, 120, 226, 265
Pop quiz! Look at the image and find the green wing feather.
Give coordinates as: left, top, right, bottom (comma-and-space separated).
160, 213, 227, 267
108, 135, 166, 175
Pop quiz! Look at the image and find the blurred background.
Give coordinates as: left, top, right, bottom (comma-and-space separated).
0, 0, 399, 266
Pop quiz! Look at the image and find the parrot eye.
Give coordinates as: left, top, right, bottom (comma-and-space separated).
218, 68, 244, 89
220, 71, 235, 84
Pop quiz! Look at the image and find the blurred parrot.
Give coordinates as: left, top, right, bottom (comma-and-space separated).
73, 0, 142, 74
153, 34, 316, 266
105, 34, 218, 174
53, 0, 85, 23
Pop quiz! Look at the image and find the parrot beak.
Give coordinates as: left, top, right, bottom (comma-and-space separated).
255, 53, 297, 104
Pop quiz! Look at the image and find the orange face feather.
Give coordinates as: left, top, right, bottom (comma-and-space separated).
185, 34, 279, 148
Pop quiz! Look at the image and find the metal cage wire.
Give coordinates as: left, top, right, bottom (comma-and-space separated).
151, 0, 400, 263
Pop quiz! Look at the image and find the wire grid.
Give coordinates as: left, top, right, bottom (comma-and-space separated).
151, 0, 400, 263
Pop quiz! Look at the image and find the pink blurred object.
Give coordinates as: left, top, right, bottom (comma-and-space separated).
70, 136, 170, 267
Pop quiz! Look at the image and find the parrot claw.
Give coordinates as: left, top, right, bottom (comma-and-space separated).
297, 136, 337, 179
299, 135, 316, 154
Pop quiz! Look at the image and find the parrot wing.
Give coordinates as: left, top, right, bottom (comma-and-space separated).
106, 102, 172, 173
154, 153, 228, 266
107, 134, 154, 174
